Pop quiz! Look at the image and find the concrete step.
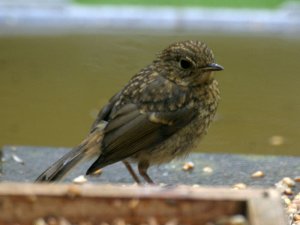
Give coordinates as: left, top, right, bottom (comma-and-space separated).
0, 145, 299, 192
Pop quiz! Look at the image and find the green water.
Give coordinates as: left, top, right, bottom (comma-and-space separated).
0, 33, 299, 155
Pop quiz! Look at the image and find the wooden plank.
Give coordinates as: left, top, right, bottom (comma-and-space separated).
0, 183, 286, 225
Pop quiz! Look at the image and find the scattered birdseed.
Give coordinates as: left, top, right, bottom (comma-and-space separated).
251, 170, 264, 178
294, 176, 300, 182
294, 214, 300, 221
159, 183, 166, 187
182, 162, 194, 171
276, 175, 300, 225
232, 183, 247, 190
282, 177, 296, 187
284, 188, 293, 195
203, 166, 213, 173
206, 214, 248, 225
282, 196, 292, 206
72, 175, 88, 184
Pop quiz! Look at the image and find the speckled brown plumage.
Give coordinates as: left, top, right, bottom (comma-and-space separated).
36, 40, 223, 184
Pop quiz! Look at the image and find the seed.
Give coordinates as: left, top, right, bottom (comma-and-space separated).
251, 171, 265, 178
294, 193, 300, 200
282, 177, 296, 187
284, 188, 293, 195
73, 175, 88, 184
294, 214, 300, 221
232, 183, 247, 190
294, 176, 300, 182
282, 196, 291, 205
203, 166, 213, 173
229, 215, 248, 225
182, 162, 194, 171
287, 208, 298, 214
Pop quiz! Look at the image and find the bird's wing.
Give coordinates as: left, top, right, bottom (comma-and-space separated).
90, 92, 122, 132
86, 102, 197, 174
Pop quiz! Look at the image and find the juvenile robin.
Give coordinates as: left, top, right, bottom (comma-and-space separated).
35, 40, 224, 184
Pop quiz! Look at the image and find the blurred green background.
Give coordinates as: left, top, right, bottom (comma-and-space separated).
1, 33, 299, 155
0, 0, 299, 156
75, 0, 286, 9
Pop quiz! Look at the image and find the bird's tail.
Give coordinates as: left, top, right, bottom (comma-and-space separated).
35, 122, 106, 182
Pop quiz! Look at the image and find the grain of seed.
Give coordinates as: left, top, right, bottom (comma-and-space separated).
232, 183, 247, 190
284, 188, 293, 195
182, 162, 194, 171
287, 206, 297, 214
294, 177, 300, 182
203, 166, 213, 173
73, 175, 87, 184
251, 171, 264, 178
282, 177, 296, 187
283, 196, 291, 205
229, 215, 248, 225
294, 214, 300, 221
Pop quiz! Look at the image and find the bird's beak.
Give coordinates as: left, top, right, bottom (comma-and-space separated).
204, 63, 224, 71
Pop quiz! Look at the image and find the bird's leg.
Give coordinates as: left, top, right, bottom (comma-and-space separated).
122, 160, 141, 184
138, 161, 154, 184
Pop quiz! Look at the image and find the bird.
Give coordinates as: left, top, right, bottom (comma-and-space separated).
35, 40, 223, 184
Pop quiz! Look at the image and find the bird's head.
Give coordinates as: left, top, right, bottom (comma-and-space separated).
157, 40, 224, 86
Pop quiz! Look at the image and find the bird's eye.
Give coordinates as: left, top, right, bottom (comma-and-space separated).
179, 59, 192, 69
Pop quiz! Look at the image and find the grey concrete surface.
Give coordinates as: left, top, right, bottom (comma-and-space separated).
0, 145, 299, 193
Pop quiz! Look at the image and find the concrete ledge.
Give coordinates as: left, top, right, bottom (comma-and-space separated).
0, 145, 299, 191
